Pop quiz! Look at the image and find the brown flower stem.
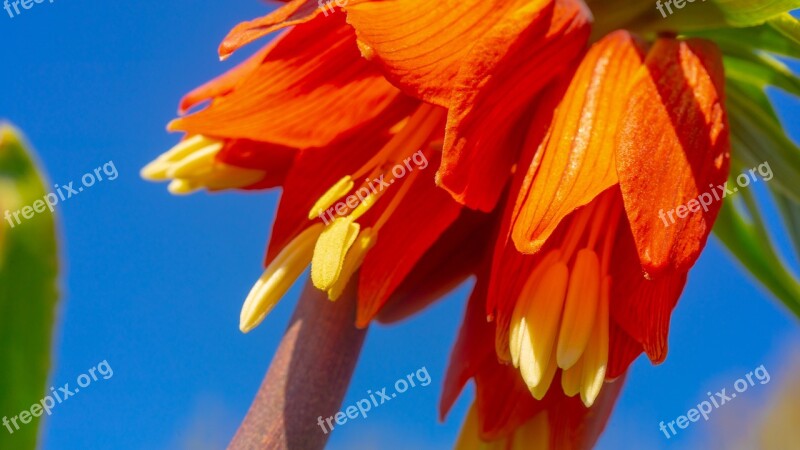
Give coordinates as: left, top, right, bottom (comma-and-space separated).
228, 278, 368, 450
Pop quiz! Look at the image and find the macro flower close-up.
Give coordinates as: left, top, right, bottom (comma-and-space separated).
3, 0, 800, 449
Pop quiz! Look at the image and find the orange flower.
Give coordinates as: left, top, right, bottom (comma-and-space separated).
140, 0, 800, 447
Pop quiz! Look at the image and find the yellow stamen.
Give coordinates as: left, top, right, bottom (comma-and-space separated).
518, 261, 569, 389
167, 179, 198, 195
580, 276, 611, 407
556, 249, 600, 369
310, 217, 360, 291
529, 349, 558, 401
167, 141, 224, 178
510, 250, 560, 367
327, 228, 378, 301
561, 356, 583, 397
239, 223, 324, 333
308, 176, 355, 220
143, 134, 267, 194
141, 135, 219, 180
193, 165, 267, 191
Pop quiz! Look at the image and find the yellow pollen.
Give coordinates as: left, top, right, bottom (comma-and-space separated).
310, 217, 360, 291
326, 227, 378, 301
239, 223, 324, 333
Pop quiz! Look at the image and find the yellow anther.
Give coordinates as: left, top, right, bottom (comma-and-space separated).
308, 176, 354, 220
311, 217, 360, 291
326, 228, 378, 301
239, 223, 325, 333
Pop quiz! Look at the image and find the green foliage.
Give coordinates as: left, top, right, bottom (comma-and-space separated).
0, 125, 59, 450
701, 22, 800, 319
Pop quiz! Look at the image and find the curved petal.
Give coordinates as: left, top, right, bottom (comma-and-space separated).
511, 30, 646, 254
376, 207, 493, 324
357, 152, 462, 326
216, 139, 297, 190
616, 38, 731, 277
441, 276, 495, 421
219, 0, 331, 59
486, 80, 571, 362
438, 0, 592, 212
548, 375, 626, 450
346, 0, 551, 107
171, 14, 404, 149
179, 45, 272, 114
609, 220, 688, 364
264, 96, 417, 265
606, 322, 643, 380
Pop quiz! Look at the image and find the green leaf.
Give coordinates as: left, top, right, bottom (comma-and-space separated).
621, 0, 800, 35
709, 0, 800, 27
713, 180, 800, 319
687, 21, 800, 59
769, 12, 800, 48
723, 52, 800, 97
772, 188, 800, 260
725, 80, 800, 203
0, 125, 59, 450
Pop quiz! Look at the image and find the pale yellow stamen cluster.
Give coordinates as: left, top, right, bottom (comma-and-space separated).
509, 192, 621, 407
141, 135, 265, 194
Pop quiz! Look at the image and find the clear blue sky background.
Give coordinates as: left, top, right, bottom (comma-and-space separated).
1, 2, 798, 449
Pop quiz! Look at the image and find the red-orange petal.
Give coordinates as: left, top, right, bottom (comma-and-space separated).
438, 0, 591, 212
219, 0, 330, 59
264, 96, 417, 265
606, 322, 643, 380
171, 13, 404, 149
357, 152, 462, 327
179, 44, 271, 114
486, 80, 570, 361
440, 275, 496, 420
609, 221, 687, 364
510, 30, 646, 254
346, 0, 550, 107
376, 207, 494, 325
616, 38, 730, 277
215, 139, 297, 190
548, 375, 626, 449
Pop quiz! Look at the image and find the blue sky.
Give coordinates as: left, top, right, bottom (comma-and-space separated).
1, 1, 798, 449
